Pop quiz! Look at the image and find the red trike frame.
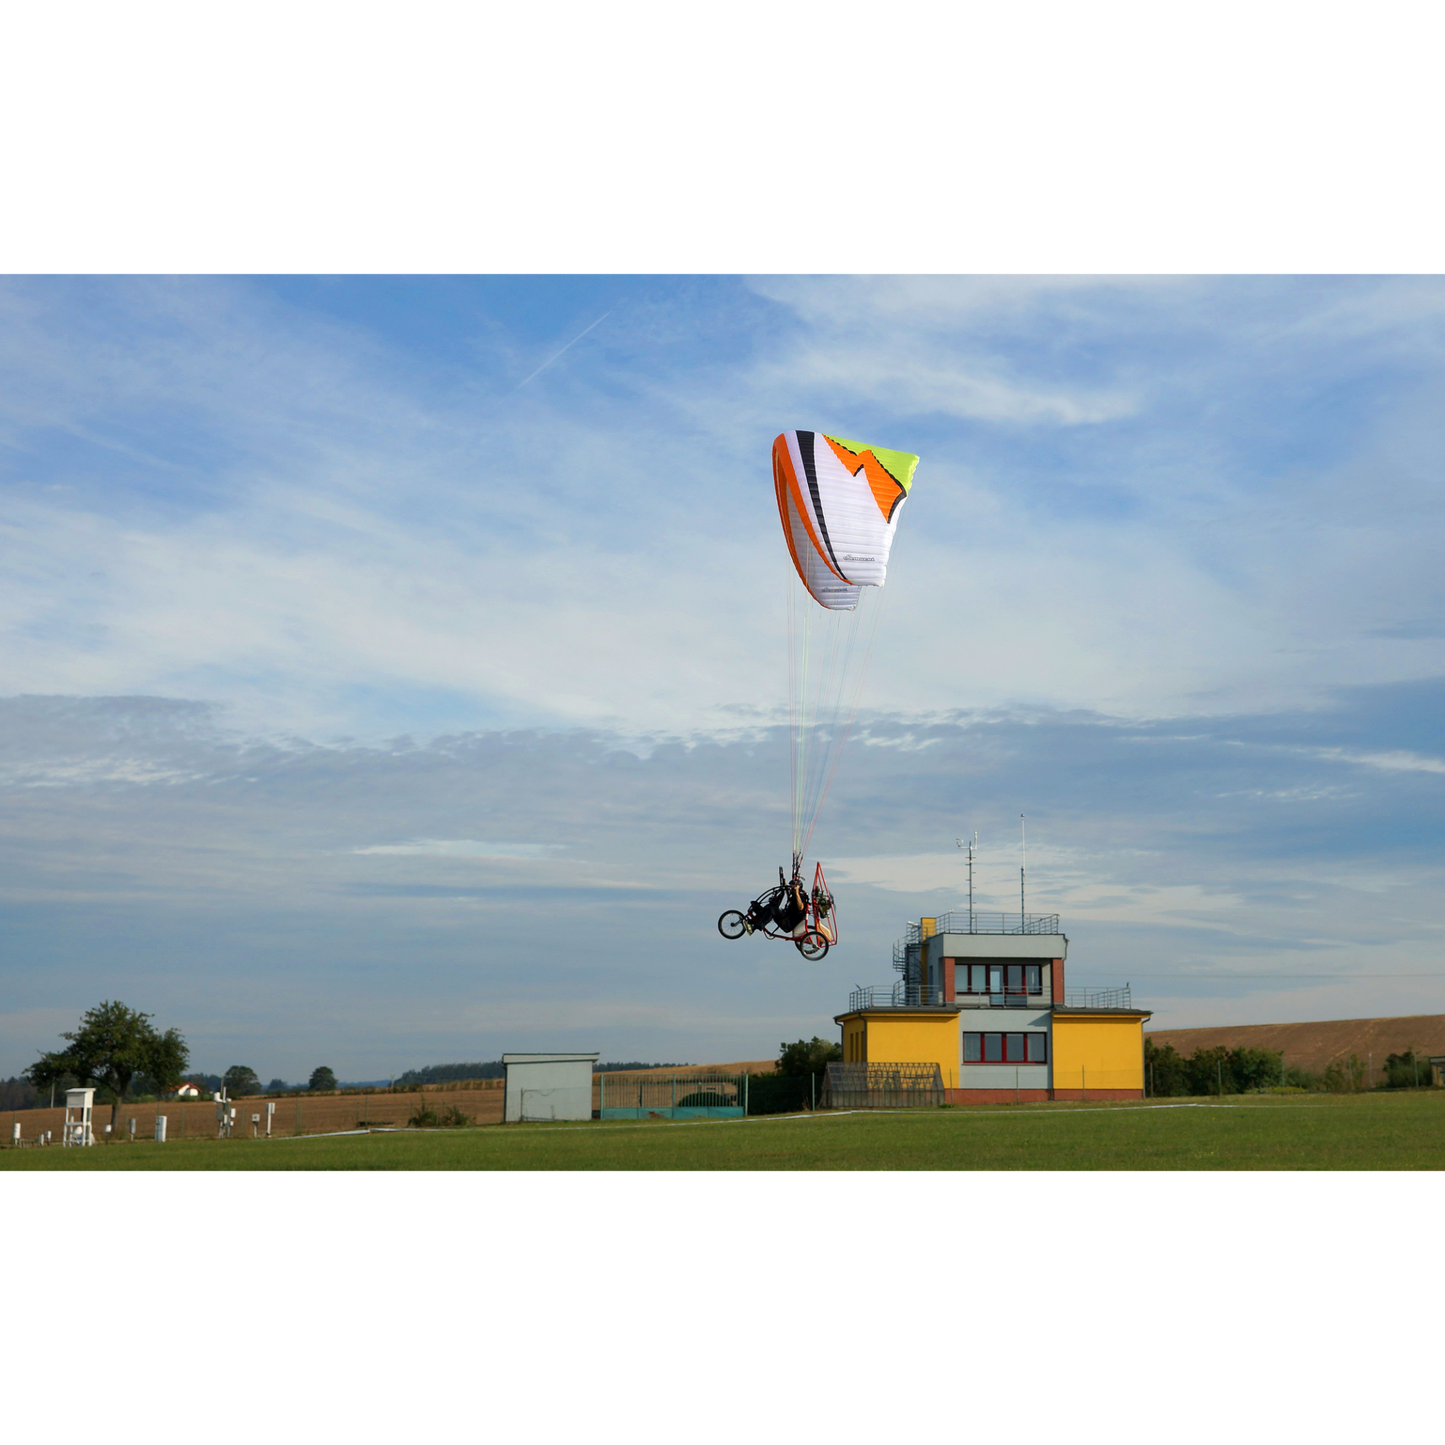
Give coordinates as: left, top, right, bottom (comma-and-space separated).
745, 861, 838, 942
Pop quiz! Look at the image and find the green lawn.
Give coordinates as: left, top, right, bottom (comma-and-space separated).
5, 1092, 1442, 1170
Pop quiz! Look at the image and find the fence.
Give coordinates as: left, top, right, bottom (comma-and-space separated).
598, 1074, 746, 1119
1062, 986, 1133, 1009
1051, 1065, 1143, 1099
905, 912, 1061, 942
849, 983, 951, 1010
821, 1062, 944, 1109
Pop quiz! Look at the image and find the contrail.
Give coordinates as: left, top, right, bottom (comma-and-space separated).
513, 310, 611, 390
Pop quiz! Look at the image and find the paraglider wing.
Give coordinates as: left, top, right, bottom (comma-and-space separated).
772, 431, 919, 609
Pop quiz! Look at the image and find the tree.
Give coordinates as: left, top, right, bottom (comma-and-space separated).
309, 1066, 337, 1091
25, 1001, 189, 1136
777, 1037, 842, 1077
223, 1065, 262, 1097
1383, 1048, 1425, 1089
266, 1078, 290, 1094
1233, 1047, 1284, 1092
1144, 1039, 1190, 1096
145, 1029, 190, 1097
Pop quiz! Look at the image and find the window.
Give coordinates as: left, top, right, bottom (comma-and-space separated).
962, 1032, 1049, 1065
960, 964, 1046, 996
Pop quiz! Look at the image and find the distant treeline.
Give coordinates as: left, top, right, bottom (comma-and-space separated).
393, 1060, 684, 1086
1, 1077, 41, 1110
3, 1072, 185, 1110
1146, 1039, 1437, 1095
395, 1062, 505, 1084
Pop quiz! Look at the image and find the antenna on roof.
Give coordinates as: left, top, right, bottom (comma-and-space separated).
956, 831, 978, 933
1020, 813, 1026, 928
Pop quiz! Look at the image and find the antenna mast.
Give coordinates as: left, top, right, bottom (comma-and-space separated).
1020, 813, 1026, 929
956, 832, 978, 933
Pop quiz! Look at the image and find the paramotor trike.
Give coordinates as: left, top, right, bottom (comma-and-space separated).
717, 861, 836, 960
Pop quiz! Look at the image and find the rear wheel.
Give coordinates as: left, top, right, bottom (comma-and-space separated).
718, 910, 747, 940
797, 930, 829, 960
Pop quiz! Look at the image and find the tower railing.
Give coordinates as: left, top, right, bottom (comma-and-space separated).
849, 983, 951, 1010
1063, 986, 1133, 1010
904, 911, 1060, 944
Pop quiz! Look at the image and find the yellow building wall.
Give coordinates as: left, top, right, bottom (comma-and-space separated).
862, 1013, 959, 1074
1051, 1014, 1144, 1091
842, 1017, 867, 1063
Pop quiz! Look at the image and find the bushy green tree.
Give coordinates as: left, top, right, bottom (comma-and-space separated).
1233, 1047, 1284, 1092
1383, 1049, 1426, 1089
777, 1037, 842, 1077
145, 1029, 189, 1097
1145, 1039, 1284, 1097
1144, 1039, 1190, 1096
1185, 1046, 1235, 1095
309, 1065, 337, 1091
223, 1065, 262, 1097
25, 1001, 189, 1135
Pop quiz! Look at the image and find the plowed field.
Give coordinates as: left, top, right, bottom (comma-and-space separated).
1146, 1012, 1445, 1076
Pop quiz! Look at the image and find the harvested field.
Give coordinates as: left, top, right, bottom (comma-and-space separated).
5, 1081, 506, 1145
4, 1066, 784, 1145
1146, 1012, 1445, 1077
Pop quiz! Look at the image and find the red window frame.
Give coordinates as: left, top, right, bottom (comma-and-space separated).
959, 964, 1046, 997
962, 1032, 1049, 1065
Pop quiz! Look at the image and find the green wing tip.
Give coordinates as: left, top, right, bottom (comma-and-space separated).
825, 435, 920, 491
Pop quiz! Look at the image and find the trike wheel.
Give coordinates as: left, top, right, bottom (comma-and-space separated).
797, 930, 829, 960
718, 910, 747, 940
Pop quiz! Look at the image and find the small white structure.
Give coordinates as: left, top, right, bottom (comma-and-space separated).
503, 1053, 599, 1123
154, 1115, 167, 1143
62, 1088, 95, 1147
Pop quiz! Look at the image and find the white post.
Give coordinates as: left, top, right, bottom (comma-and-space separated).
266, 1101, 275, 1138
128, 1117, 136, 1141
11, 1121, 19, 1146
251, 1114, 260, 1138
155, 1115, 167, 1143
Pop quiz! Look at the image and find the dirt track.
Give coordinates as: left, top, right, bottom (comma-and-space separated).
1146, 1012, 1445, 1077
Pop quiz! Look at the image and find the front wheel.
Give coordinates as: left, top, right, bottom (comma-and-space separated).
718, 910, 747, 940
797, 930, 829, 960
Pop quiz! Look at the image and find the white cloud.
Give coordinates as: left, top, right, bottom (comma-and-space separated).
352, 839, 564, 859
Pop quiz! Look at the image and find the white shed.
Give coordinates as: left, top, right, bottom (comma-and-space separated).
63, 1087, 96, 1147
502, 1053, 599, 1122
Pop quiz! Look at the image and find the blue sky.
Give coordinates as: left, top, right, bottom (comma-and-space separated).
4, 274, 1445, 1081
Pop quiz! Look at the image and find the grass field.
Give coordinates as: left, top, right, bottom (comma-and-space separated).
4, 1091, 1442, 1170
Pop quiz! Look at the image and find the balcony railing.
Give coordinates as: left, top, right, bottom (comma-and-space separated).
849, 983, 951, 1011
960, 991, 1038, 1008
1063, 986, 1133, 1010
849, 982, 1132, 1011
905, 912, 1061, 944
